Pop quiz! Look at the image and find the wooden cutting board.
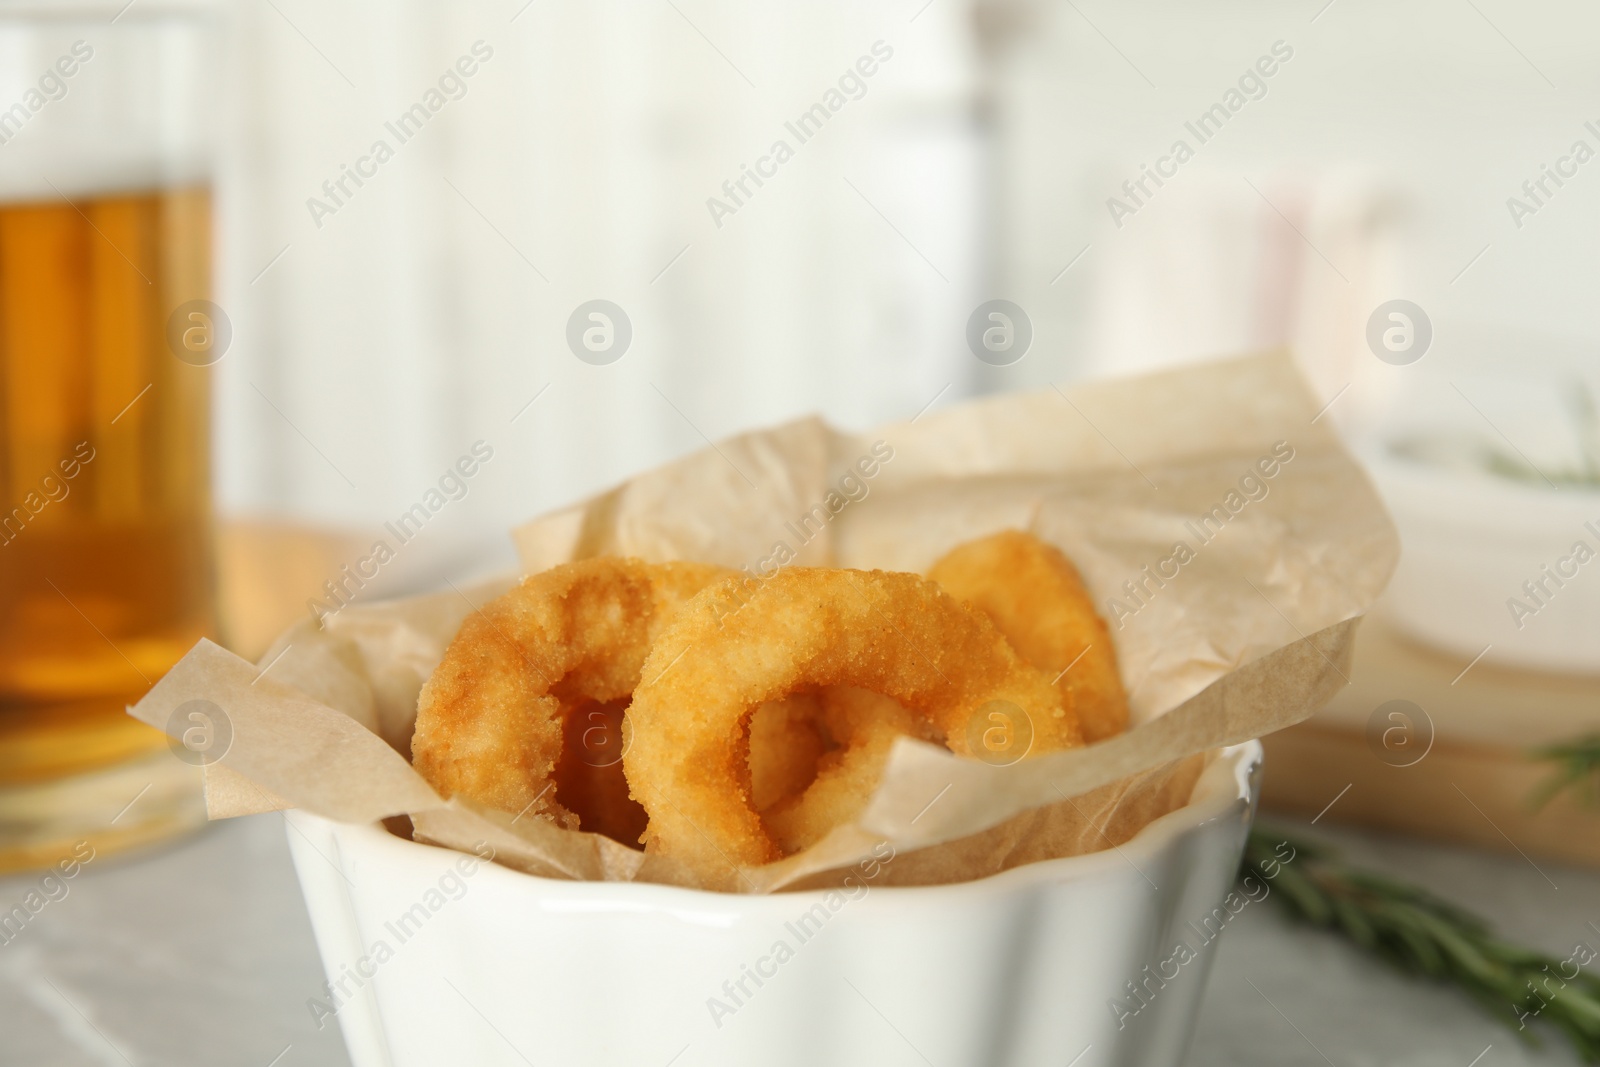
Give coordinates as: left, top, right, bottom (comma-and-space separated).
215, 519, 371, 661
1260, 614, 1600, 869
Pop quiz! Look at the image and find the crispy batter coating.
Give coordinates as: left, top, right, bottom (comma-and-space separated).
928, 530, 1129, 742
762, 687, 938, 854
747, 693, 826, 813
411, 558, 727, 830
624, 567, 1079, 872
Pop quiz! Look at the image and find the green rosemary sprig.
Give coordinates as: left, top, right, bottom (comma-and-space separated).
1529, 733, 1600, 812
1242, 829, 1600, 1062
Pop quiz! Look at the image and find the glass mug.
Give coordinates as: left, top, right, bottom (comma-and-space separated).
0, 5, 220, 872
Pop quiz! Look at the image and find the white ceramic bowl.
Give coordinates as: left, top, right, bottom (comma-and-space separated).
286, 743, 1261, 1067
1364, 449, 1600, 674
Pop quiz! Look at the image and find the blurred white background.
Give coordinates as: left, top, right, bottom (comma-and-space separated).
210, 0, 1600, 612
215, 0, 984, 591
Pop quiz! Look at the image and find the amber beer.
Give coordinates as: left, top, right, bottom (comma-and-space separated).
0, 187, 217, 866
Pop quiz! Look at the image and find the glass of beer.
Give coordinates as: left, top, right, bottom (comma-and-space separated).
0, 6, 221, 871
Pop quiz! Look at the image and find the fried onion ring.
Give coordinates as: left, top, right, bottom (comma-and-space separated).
411, 557, 727, 830
747, 693, 826, 813
624, 567, 1080, 871
928, 530, 1129, 742
762, 686, 938, 854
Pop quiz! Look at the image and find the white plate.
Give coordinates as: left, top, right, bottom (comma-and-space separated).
286, 742, 1262, 1067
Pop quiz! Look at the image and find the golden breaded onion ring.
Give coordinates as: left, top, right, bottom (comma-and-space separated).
411, 557, 727, 829
929, 530, 1129, 742
762, 686, 938, 855
625, 567, 1081, 872
747, 693, 827, 814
